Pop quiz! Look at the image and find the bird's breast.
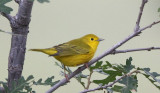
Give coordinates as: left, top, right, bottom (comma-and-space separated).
54, 52, 94, 67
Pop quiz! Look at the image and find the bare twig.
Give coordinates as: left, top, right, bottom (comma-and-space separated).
46, 1, 160, 93
112, 47, 160, 54
0, 12, 13, 22
140, 20, 160, 31
135, 0, 148, 32
0, 29, 12, 34
85, 70, 93, 90
80, 70, 140, 93
0, 29, 27, 36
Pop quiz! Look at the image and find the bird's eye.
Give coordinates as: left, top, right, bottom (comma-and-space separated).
91, 38, 94, 41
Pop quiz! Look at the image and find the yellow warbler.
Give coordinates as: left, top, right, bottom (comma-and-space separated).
30, 34, 103, 67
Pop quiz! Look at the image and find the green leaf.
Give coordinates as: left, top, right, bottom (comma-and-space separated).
45, 76, 54, 83
0, 0, 13, 14
0, 0, 12, 5
37, 79, 42, 84
90, 61, 103, 70
26, 75, 34, 81
2, 83, 9, 93
112, 76, 138, 93
119, 76, 138, 91
33, 76, 59, 86
75, 72, 88, 88
143, 68, 160, 84
93, 70, 122, 85
140, 68, 160, 90
66, 66, 72, 73
106, 88, 113, 93
158, 8, 160, 12
112, 64, 126, 73
24, 85, 32, 92
50, 80, 60, 86
142, 73, 160, 90
112, 85, 124, 92
123, 57, 135, 73
105, 61, 112, 67
0, 75, 37, 93
55, 62, 64, 69
37, 0, 49, 3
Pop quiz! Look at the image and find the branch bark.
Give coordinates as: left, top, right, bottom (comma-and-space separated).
80, 70, 140, 93
85, 70, 93, 90
7, 0, 34, 90
135, 0, 148, 32
46, 1, 160, 93
0, 12, 13, 22
112, 47, 160, 54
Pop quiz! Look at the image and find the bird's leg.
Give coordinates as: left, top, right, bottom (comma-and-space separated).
84, 63, 89, 70
63, 65, 69, 81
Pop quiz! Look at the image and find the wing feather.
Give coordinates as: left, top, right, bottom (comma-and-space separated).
53, 43, 90, 56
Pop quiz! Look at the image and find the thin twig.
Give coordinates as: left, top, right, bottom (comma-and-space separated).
0, 29, 12, 34
112, 47, 160, 54
139, 20, 160, 31
85, 70, 93, 90
0, 29, 27, 36
0, 12, 13, 22
80, 70, 140, 93
134, 0, 148, 32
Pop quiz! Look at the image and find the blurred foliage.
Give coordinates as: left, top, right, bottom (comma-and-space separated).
158, 8, 160, 12
37, 0, 49, 3
0, 75, 59, 93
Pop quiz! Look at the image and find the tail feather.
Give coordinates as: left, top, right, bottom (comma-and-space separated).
29, 49, 44, 52
29, 48, 57, 55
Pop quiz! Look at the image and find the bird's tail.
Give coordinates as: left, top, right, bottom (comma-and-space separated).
29, 48, 57, 55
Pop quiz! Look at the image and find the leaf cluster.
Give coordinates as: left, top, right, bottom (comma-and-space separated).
0, 0, 13, 14
0, 75, 59, 93
90, 57, 138, 93
55, 57, 160, 93
139, 68, 160, 90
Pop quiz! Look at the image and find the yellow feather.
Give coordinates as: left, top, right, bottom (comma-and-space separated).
30, 34, 103, 67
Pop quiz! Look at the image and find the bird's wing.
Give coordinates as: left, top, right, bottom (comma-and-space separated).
52, 43, 90, 56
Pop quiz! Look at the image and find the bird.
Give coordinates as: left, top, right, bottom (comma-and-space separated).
30, 34, 103, 80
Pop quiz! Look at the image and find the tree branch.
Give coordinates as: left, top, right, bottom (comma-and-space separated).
135, 0, 148, 32
80, 70, 140, 93
0, 29, 12, 35
46, 1, 160, 93
7, 0, 34, 90
112, 47, 160, 54
0, 12, 13, 22
139, 20, 160, 31
85, 70, 93, 90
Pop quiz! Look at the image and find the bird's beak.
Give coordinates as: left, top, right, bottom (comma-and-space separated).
97, 38, 104, 41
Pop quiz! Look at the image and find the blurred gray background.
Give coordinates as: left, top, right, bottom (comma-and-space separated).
0, 0, 160, 93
